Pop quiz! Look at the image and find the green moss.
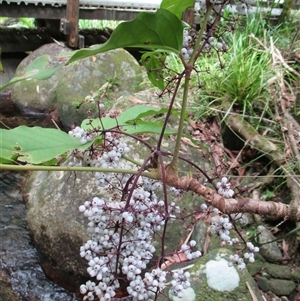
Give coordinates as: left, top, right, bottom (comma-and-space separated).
292, 267, 300, 281
264, 263, 292, 279
246, 254, 265, 276
189, 248, 263, 301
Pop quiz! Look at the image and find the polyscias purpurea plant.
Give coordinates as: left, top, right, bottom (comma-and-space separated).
1, 0, 300, 300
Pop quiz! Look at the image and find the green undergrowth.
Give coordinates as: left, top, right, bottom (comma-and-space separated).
179, 12, 300, 204
189, 12, 298, 122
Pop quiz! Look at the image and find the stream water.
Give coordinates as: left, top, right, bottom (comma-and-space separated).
0, 170, 79, 301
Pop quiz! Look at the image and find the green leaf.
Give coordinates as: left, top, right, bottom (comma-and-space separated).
141, 51, 167, 89
68, 9, 183, 64
0, 55, 63, 92
160, 0, 195, 19
0, 47, 3, 73
122, 120, 177, 135
0, 126, 92, 164
81, 105, 181, 132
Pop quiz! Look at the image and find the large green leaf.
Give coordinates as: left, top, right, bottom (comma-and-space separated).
0, 55, 63, 92
68, 9, 183, 64
120, 120, 176, 135
0, 126, 91, 164
160, 0, 195, 19
81, 105, 181, 132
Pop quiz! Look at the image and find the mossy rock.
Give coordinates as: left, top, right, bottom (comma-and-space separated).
11, 43, 72, 114
187, 248, 263, 301
55, 48, 143, 129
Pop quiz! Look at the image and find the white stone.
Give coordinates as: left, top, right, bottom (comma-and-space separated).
206, 258, 240, 291
169, 287, 196, 301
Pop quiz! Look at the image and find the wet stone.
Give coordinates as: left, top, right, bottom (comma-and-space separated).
0, 171, 79, 301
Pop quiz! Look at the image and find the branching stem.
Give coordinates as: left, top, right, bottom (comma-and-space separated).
169, 5, 214, 173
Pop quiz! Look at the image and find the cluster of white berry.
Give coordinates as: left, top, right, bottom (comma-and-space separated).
73, 131, 202, 300
194, 0, 208, 25
210, 214, 239, 245
216, 177, 234, 198
191, 0, 256, 57
181, 29, 197, 61
68, 126, 95, 145
92, 133, 132, 187
194, 0, 254, 19
181, 240, 202, 260
170, 270, 191, 298
244, 241, 260, 262
228, 254, 246, 270
228, 241, 259, 271
78, 161, 190, 301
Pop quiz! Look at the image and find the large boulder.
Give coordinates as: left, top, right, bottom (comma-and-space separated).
23, 155, 204, 294
22, 94, 212, 295
55, 48, 143, 129
11, 43, 72, 115
24, 168, 93, 292
23, 121, 208, 294
10, 44, 143, 129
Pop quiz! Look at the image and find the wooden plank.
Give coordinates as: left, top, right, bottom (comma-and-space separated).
66, 0, 79, 48
182, 8, 194, 27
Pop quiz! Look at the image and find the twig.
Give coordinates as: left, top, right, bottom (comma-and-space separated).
250, 33, 300, 78
246, 281, 259, 301
51, 118, 61, 130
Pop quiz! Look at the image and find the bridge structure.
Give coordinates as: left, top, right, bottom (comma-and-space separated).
0, 0, 166, 49
0, 0, 292, 50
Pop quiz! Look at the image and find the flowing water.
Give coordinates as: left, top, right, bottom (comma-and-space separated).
0, 170, 79, 301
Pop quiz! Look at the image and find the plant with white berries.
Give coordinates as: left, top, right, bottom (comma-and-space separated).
1, 0, 275, 299
75, 136, 199, 300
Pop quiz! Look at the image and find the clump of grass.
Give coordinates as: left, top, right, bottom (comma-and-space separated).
0, 17, 35, 28
190, 13, 278, 122
217, 38, 274, 117
79, 19, 121, 30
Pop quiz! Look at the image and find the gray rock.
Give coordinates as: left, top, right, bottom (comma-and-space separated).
246, 253, 265, 276
257, 225, 283, 262
10, 44, 143, 130
24, 169, 92, 291
292, 267, 300, 280
55, 48, 143, 128
11, 43, 72, 114
191, 219, 207, 252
